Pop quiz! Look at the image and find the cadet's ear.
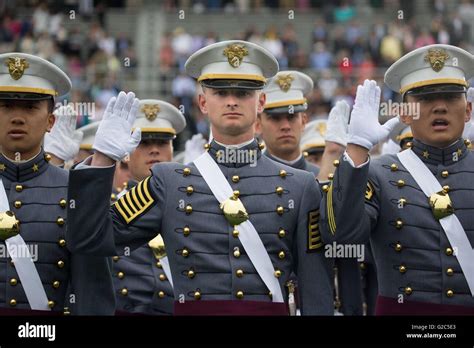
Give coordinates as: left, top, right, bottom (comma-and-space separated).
465, 101, 472, 123
46, 113, 55, 133
255, 113, 263, 134
257, 91, 266, 114
198, 91, 208, 114
301, 112, 308, 126
400, 95, 413, 125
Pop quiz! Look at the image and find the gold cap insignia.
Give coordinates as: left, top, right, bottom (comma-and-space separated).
5, 57, 29, 80
424, 48, 450, 72
223, 44, 249, 68
276, 74, 294, 92
141, 104, 160, 121
317, 122, 327, 136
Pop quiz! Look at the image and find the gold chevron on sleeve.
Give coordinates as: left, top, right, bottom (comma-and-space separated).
114, 177, 155, 224
308, 209, 322, 251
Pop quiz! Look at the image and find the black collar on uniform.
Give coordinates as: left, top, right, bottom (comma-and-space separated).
0, 149, 50, 182
264, 151, 306, 170
208, 138, 262, 168
411, 138, 468, 166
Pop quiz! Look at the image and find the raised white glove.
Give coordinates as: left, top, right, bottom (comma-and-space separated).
44, 105, 83, 161
93, 91, 141, 161
325, 100, 350, 146
184, 133, 207, 164
348, 79, 399, 150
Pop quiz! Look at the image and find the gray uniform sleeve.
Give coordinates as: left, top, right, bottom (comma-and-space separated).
295, 174, 333, 315
320, 155, 380, 245
66, 165, 165, 256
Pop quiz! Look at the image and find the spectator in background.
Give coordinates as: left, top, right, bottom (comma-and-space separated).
334, 0, 356, 23
310, 42, 332, 71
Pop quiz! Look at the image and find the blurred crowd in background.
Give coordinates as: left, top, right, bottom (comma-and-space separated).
1, 0, 474, 150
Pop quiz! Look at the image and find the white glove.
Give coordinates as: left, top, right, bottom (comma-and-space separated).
463, 119, 474, 140
44, 105, 83, 161
348, 80, 399, 150
467, 87, 474, 118
184, 133, 207, 164
93, 91, 141, 161
325, 100, 350, 146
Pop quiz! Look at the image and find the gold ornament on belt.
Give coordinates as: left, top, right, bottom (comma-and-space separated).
0, 211, 20, 240
429, 190, 454, 220
5, 57, 29, 80
220, 192, 249, 226
424, 48, 449, 72
148, 234, 166, 259
223, 44, 249, 68
276, 74, 294, 92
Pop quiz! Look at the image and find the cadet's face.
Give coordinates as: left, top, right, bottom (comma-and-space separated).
0, 99, 54, 160
403, 93, 471, 148
306, 152, 323, 166
256, 112, 307, 156
129, 139, 172, 181
198, 88, 265, 141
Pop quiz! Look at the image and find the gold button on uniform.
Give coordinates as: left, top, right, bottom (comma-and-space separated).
194, 291, 201, 300
159, 274, 167, 281
232, 229, 239, 238
278, 251, 285, 259
121, 288, 128, 296
399, 265, 407, 273
441, 171, 449, 178
236, 269, 244, 277
113, 256, 120, 262
15, 185, 23, 192
333, 160, 340, 167
232, 175, 239, 183
44, 153, 52, 162
182, 248, 189, 257
183, 168, 191, 176
57, 260, 65, 268
446, 289, 454, 297
446, 268, 454, 276
276, 206, 284, 215
59, 199, 67, 208
53, 281, 60, 289
322, 185, 329, 193
445, 247, 453, 256
14, 201, 21, 209
183, 226, 191, 236
442, 185, 450, 193
187, 269, 195, 279
360, 262, 366, 270
158, 291, 165, 298
278, 229, 286, 238
404, 287, 413, 295
236, 291, 244, 299
156, 261, 162, 268
48, 301, 55, 308
390, 164, 398, 171
233, 190, 240, 198
204, 143, 210, 150
394, 243, 402, 252
279, 170, 287, 178
395, 219, 403, 229
185, 205, 193, 214
233, 248, 241, 258
276, 186, 284, 195
10, 299, 16, 306
10, 278, 17, 286
186, 186, 194, 195
397, 180, 405, 187
57, 217, 65, 226
274, 269, 281, 278
58, 239, 66, 247
327, 173, 334, 180
117, 272, 124, 279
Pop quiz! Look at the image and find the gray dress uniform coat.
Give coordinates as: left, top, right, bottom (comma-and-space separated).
321, 138, 474, 313
0, 150, 115, 315
265, 151, 362, 315
67, 140, 333, 315
113, 180, 174, 315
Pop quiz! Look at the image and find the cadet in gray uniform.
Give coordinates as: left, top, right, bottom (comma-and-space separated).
66, 40, 333, 315
0, 52, 114, 315
321, 44, 474, 314
113, 99, 185, 315
256, 70, 319, 176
